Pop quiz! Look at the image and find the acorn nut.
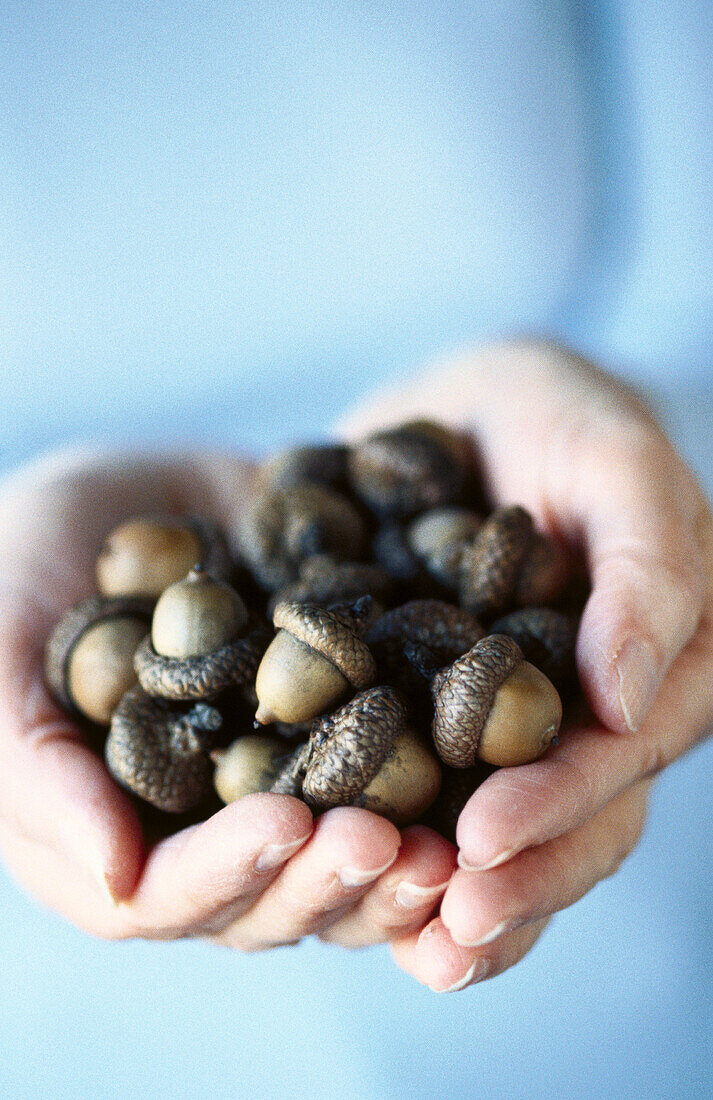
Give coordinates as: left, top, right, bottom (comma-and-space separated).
254, 598, 376, 725
96, 514, 233, 597
237, 483, 367, 591
431, 634, 562, 767
150, 565, 248, 657
213, 734, 295, 803
106, 685, 221, 812
348, 419, 471, 519
134, 567, 267, 700
459, 505, 568, 619
407, 506, 481, 588
44, 595, 153, 725
302, 686, 441, 825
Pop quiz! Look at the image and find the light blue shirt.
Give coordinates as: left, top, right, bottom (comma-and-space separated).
1, 4, 712, 1098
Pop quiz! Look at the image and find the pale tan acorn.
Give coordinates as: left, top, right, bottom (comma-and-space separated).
254, 597, 376, 725
431, 634, 562, 767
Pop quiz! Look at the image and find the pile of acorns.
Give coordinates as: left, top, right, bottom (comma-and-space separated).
44, 420, 583, 842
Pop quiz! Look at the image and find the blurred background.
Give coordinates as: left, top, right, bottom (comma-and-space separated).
2, 2, 712, 1097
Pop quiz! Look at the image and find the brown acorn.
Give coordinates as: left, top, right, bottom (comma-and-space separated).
490, 607, 579, 690
134, 567, 268, 701
268, 554, 394, 615
257, 443, 349, 492
302, 686, 441, 826
44, 595, 153, 725
96, 514, 233, 597
407, 506, 482, 589
348, 420, 471, 519
431, 634, 562, 767
459, 505, 568, 619
254, 598, 376, 725
237, 483, 367, 591
212, 735, 309, 803
106, 685, 221, 812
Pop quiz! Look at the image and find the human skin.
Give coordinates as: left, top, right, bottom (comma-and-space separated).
0, 340, 711, 992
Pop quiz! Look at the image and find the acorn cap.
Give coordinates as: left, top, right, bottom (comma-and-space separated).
302, 686, 405, 810
431, 634, 525, 767
106, 685, 221, 812
268, 555, 394, 615
44, 595, 154, 713
459, 505, 534, 619
134, 617, 270, 701
237, 483, 367, 591
490, 607, 579, 688
258, 443, 349, 491
348, 420, 470, 519
272, 600, 376, 689
366, 599, 485, 660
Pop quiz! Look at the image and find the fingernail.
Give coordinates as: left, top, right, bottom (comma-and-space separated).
254, 833, 311, 872
338, 854, 398, 889
615, 637, 660, 732
101, 871, 124, 907
457, 848, 515, 872
394, 879, 451, 910
452, 919, 513, 947
433, 957, 490, 993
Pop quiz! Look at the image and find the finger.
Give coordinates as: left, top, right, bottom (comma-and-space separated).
0, 596, 146, 902
207, 807, 401, 950
571, 429, 710, 735
116, 794, 313, 938
335, 340, 713, 735
457, 619, 713, 870
391, 915, 550, 993
318, 825, 457, 948
443, 780, 650, 948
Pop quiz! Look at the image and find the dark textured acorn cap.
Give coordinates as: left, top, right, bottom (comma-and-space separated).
134, 617, 270, 701
302, 686, 405, 810
431, 634, 523, 767
272, 600, 376, 689
490, 607, 579, 689
106, 685, 221, 812
44, 595, 154, 713
459, 505, 534, 619
237, 482, 367, 591
269, 741, 311, 797
258, 443, 349, 492
268, 555, 395, 615
367, 599, 485, 660
348, 420, 470, 520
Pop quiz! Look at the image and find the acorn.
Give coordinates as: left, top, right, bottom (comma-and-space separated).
406, 506, 482, 589
490, 607, 579, 690
44, 595, 153, 725
254, 597, 376, 725
237, 482, 367, 591
258, 443, 349, 492
96, 515, 233, 597
431, 634, 562, 767
459, 505, 568, 620
106, 685, 221, 812
134, 566, 268, 700
348, 420, 471, 520
268, 554, 395, 615
302, 686, 441, 826
212, 735, 304, 803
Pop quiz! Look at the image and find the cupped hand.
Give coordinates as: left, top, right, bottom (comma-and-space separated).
0, 448, 455, 946
336, 339, 713, 991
